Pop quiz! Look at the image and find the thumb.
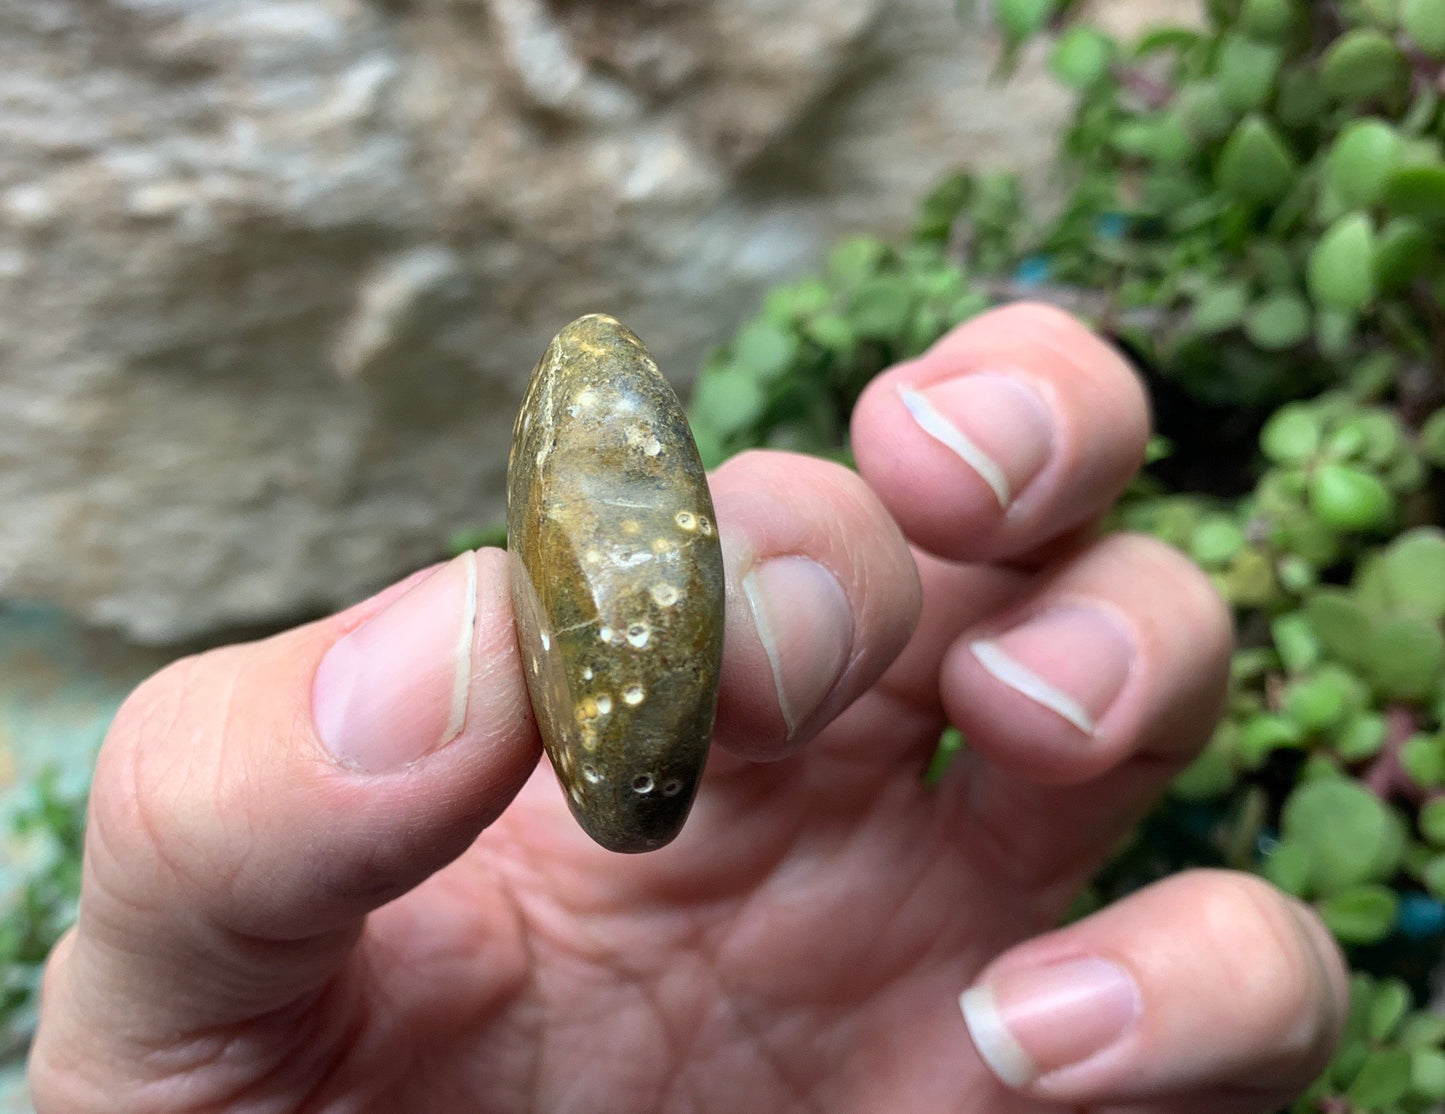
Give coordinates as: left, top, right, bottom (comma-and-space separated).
38, 548, 538, 1044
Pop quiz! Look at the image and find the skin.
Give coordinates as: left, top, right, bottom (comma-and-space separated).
30, 305, 1348, 1114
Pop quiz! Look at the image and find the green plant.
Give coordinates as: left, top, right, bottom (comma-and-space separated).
1, 767, 85, 1059
1295, 972, 1445, 1111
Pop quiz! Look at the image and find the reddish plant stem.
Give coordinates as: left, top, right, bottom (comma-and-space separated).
1114, 65, 1174, 110
1363, 704, 1423, 802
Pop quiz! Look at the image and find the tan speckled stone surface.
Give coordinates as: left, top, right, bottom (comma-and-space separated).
508, 316, 725, 853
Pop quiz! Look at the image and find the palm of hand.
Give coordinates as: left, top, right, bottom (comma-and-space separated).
331, 559, 1055, 1114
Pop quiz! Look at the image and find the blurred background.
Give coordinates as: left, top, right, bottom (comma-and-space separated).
0, 0, 1188, 1107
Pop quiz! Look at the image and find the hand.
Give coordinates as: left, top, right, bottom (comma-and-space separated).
30, 305, 1346, 1113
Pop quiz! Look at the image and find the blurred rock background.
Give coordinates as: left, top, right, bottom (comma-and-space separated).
0, 0, 1190, 645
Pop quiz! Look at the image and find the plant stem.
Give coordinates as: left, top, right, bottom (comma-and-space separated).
1363, 704, 1423, 802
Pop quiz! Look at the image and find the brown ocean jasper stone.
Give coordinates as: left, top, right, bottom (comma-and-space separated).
507, 314, 725, 853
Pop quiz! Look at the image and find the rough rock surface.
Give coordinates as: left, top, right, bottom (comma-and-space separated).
0, 0, 1194, 642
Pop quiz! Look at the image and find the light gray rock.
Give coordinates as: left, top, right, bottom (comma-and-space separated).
0, 0, 1193, 642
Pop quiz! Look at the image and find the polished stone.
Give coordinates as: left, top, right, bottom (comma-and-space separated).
507, 315, 725, 853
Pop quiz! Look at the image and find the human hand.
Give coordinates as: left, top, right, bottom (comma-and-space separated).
30, 305, 1346, 1113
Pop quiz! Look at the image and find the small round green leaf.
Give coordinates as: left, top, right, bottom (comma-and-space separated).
1110, 115, 1191, 164
1365, 0, 1404, 24
1049, 26, 1114, 88
1281, 779, 1405, 890
1404, 0, 1445, 55
1380, 529, 1445, 618
1272, 611, 1321, 673
1374, 218, 1433, 292
1365, 615, 1445, 700
766, 278, 831, 321
1260, 403, 1321, 462
1245, 291, 1311, 349
1276, 66, 1328, 127
827, 237, 886, 287
1277, 554, 1316, 593
1321, 30, 1407, 103
1310, 463, 1394, 532
1424, 852, 1445, 899
1276, 503, 1346, 569
1402, 1011, 1445, 1048
1421, 409, 1445, 468
1327, 119, 1401, 207
1401, 733, 1445, 788
995, 0, 1060, 42
1217, 115, 1297, 204
1241, 0, 1297, 37
1420, 797, 1445, 844
1389, 447, 1428, 490
1216, 34, 1283, 112
916, 265, 964, 303
1361, 411, 1405, 465
1189, 516, 1247, 566
1403, 135, 1445, 166
849, 275, 916, 340
804, 313, 854, 353
732, 320, 800, 382
1308, 214, 1378, 312
1223, 547, 1276, 606
1331, 1036, 1370, 1093
1262, 839, 1313, 896
1285, 667, 1359, 732
1190, 281, 1250, 335
1315, 309, 1358, 358
1236, 713, 1305, 767
690, 368, 766, 440
1369, 978, 1413, 1041
912, 174, 972, 246
1337, 712, 1388, 761
1345, 1045, 1413, 1104
1384, 163, 1445, 222
1175, 82, 1235, 142
1328, 421, 1368, 460
1412, 1048, 1445, 1100
1172, 736, 1236, 799
1302, 753, 1348, 782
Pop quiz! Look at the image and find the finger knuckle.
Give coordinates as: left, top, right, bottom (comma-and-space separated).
89, 650, 252, 908
1182, 870, 1336, 1058
1112, 532, 1235, 646
986, 300, 1092, 343
991, 301, 1145, 394
92, 656, 201, 851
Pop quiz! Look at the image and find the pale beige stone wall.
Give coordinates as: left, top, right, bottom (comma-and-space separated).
0, 0, 1197, 641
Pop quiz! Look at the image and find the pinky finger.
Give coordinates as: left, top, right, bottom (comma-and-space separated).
960, 871, 1348, 1113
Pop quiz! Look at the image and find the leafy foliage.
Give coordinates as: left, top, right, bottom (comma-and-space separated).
0, 768, 85, 1059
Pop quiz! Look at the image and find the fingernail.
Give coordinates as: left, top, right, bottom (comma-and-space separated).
969, 604, 1134, 736
960, 957, 1140, 1089
898, 373, 1053, 509
313, 551, 479, 773
742, 557, 852, 738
